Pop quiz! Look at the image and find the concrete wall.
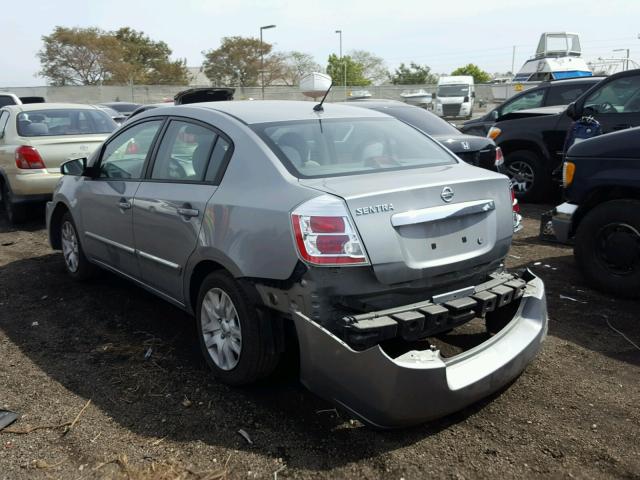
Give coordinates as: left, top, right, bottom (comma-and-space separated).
0, 83, 497, 105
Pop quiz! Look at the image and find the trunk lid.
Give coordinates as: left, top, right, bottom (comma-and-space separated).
22, 135, 108, 172
300, 164, 513, 285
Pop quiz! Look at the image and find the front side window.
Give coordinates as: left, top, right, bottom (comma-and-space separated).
500, 89, 545, 116
99, 120, 163, 179
17, 109, 116, 137
252, 117, 456, 179
151, 121, 218, 181
584, 75, 640, 114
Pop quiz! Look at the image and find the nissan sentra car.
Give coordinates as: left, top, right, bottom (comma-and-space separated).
46, 100, 548, 428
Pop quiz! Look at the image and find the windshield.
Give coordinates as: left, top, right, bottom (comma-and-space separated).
252, 117, 456, 179
437, 85, 470, 97
17, 109, 116, 137
376, 106, 460, 136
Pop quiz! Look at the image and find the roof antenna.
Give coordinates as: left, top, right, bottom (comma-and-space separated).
313, 81, 333, 112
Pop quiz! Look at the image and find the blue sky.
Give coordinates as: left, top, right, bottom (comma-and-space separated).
1, 0, 639, 86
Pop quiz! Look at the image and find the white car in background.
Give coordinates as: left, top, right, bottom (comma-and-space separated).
0, 103, 117, 223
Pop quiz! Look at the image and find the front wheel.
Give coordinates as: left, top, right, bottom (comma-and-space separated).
504, 150, 550, 203
574, 199, 640, 298
196, 271, 281, 385
60, 212, 98, 280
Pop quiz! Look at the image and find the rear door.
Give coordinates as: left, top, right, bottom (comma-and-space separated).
133, 118, 232, 303
77, 119, 164, 279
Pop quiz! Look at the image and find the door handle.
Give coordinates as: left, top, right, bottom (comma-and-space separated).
118, 198, 131, 210
177, 205, 199, 218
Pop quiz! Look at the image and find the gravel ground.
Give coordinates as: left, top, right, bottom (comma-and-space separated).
0, 204, 638, 480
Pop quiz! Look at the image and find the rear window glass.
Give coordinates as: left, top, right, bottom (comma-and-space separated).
376, 106, 460, 136
17, 109, 116, 137
252, 117, 456, 178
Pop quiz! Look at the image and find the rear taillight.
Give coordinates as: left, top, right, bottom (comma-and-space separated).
494, 147, 504, 167
510, 183, 522, 233
291, 195, 369, 266
15, 146, 46, 169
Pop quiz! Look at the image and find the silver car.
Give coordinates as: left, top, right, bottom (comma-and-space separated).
46, 101, 547, 428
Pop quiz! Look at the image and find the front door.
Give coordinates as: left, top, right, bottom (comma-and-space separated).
583, 73, 640, 133
78, 119, 164, 279
133, 119, 231, 302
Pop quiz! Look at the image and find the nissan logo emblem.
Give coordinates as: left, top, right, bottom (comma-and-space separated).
441, 186, 455, 202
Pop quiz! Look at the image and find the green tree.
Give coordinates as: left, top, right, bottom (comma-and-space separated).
38, 26, 188, 86
349, 50, 389, 85
326, 54, 370, 87
110, 27, 188, 85
38, 26, 121, 85
390, 62, 437, 85
203, 36, 284, 87
280, 51, 321, 86
450, 63, 492, 83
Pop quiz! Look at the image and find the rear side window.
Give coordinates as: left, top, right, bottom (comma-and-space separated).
17, 109, 116, 137
151, 121, 217, 182
0, 96, 16, 108
205, 137, 231, 183
252, 117, 455, 179
546, 84, 592, 106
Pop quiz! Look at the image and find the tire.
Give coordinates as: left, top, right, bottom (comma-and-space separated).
196, 271, 281, 385
60, 212, 98, 280
504, 150, 550, 203
1, 181, 27, 224
574, 199, 640, 298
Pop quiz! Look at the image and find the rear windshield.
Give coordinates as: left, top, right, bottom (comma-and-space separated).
252, 117, 456, 178
17, 109, 116, 137
377, 106, 460, 136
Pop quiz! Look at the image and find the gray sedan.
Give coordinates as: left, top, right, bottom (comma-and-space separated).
47, 101, 547, 428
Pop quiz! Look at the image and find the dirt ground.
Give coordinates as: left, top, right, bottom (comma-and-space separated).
0, 204, 638, 480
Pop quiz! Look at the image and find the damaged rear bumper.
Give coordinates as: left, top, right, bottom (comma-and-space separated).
292, 270, 547, 428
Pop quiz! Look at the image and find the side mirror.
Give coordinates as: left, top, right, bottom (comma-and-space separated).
490, 110, 499, 121
61, 157, 87, 176
471, 91, 476, 98
431, 92, 436, 100
566, 102, 580, 120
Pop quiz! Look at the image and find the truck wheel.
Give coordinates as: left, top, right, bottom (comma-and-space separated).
60, 212, 98, 280
196, 271, 281, 385
505, 150, 550, 203
574, 199, 640, 298
1, 182, 27, 224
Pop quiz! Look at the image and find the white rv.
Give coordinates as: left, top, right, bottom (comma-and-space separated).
433, 76, 475, 119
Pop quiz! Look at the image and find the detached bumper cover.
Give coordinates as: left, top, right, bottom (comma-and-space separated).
293, 271, 547, 428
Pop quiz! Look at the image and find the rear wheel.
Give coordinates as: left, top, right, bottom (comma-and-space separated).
505, 150, 550, 203
574, 199, 640, 298
1, 182, 27, 224
196, 271, 281, 385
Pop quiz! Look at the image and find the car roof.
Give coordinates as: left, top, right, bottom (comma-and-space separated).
542, 76, 605, 86
167, 100, 389, 124
3, 103, 103, 112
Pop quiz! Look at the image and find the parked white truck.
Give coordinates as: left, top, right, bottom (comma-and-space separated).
433, 76, 475, 119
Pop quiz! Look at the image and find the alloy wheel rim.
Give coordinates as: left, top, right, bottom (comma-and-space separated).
200, 288, 242, 371
507, 161, 535, 193
61, 221, 80, 273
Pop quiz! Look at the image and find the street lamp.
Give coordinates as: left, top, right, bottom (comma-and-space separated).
613, 48, 630, 71
260, 24, 276, 99
335, 29, 346, 99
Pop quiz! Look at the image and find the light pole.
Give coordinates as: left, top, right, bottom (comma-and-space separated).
335, 29, 346, 99
260, 24, 276, 100
614, 48, 630, 71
